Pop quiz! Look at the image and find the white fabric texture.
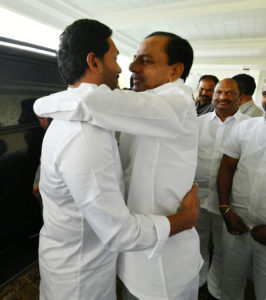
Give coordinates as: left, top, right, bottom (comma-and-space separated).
220, 115, 266, 300
36, 89, 170, 300
222, 226, 266, 300
122, 274, 199, 300
35, 80, 203, 300
195, 208, 223, 297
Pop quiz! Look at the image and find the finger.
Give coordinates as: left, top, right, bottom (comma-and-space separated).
191, 183, 198, 193
231, 231, 242, 235
238, 221, 249, 232
251, 226, 258, 233
240, 226, 249, 233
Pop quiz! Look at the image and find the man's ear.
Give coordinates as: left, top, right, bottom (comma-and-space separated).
86, 52, 102, 73
169, 63, 184, 82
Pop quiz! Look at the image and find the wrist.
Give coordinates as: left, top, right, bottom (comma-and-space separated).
219, 205, 232, 217
219, 203, 230, 208
168, 210, 196, 236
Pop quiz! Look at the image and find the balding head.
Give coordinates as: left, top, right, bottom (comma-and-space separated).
212, 78, 240, 119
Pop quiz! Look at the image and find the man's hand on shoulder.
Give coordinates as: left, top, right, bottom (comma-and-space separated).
251, 225, 266, 245
167, 183, 200, 236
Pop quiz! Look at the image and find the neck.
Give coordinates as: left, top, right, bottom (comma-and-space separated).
216, 108, 238, 122
69, 70, 101, 88
69, 82, 80, 88
239, 95, 252, 106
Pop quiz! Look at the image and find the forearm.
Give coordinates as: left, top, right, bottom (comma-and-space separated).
217, 154, 238, 206
80, 201, 170, 253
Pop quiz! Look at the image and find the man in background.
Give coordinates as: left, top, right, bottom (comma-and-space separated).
195, 75, 219, 116
217, 80, 266, 300
195, 78, 249, 299
232, 73, 263, 117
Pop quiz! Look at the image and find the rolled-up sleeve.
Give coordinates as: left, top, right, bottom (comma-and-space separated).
221, 123, 241, 159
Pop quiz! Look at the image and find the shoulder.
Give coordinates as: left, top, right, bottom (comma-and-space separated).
153, 81, 196, 116
198, 111, 213, 122
45, 120, 114, 157
232, 117, 262, 141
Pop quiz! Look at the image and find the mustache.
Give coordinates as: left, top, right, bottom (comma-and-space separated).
216, 99, 232, 104
199, 95, 211, 99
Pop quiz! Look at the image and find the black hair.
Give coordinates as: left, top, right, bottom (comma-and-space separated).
232, 74, 256, 96
198, 75, 219, 85
57, 19, 112, 85
145, 31, 193, 81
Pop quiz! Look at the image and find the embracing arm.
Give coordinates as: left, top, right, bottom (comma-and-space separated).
34, 83, 192, 138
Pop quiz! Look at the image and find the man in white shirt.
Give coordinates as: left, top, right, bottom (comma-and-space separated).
194, 78, 249, 300
35, 19, 200, 300
232, 73, 263, 117
217, 80, 266, 300
35, 29, 202, 299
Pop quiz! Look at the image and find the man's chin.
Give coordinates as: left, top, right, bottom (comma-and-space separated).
133, 84, 146, 92
199, 96, 211, 103
108, 82, 119, 90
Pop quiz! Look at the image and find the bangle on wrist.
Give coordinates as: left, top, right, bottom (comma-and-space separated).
222, 207, 231, 216
219, 204, 232, 216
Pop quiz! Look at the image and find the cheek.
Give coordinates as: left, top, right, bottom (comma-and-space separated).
146, 70, 168, 86
262, 98, 266, 108
233, 98, 240, 106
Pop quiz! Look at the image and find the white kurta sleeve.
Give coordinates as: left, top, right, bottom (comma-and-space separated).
57, 123, 170, 259
221, 123, 241, 159
34, 83, 188, 139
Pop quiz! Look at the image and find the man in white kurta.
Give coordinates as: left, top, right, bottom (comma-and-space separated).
39, 104, 171, 300
118, 80, 202, 300
194, 79, 249, 299
35, 32, 203, 299
217, 82, 266, 300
